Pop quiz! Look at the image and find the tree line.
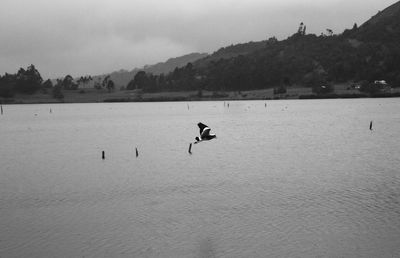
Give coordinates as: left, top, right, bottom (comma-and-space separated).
0, 66, 116, 99
0, 65, 44, 97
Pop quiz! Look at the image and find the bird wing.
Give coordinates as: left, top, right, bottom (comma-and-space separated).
201, 128, 211, 138
197, 122, 208, 135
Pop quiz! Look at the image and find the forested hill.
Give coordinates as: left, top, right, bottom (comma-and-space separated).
126, 0, 399, 93
95, 52, 208, 88
144, 52, 208, 75
345, 0, 400, 42
195, 41, 267, 68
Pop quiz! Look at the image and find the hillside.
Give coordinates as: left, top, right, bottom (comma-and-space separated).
92, 52, 208, 88
144, 52, 208, 75
66, 1, 400, 93
161, 1, 400, 92
346, 0, 400, 42
195, 41, 267, 68
363, 1, 400, 26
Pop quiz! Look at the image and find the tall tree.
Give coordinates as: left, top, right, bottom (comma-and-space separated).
106, 80, 115, 92
0, 73, 17, 97
42, 79, 53, 88
127, 71, 147, 90
102, 75, 110, 89
61, 75, 78, 90
77, 75, 93, 88
15, 64, 43, 94
52, 80, 64, 100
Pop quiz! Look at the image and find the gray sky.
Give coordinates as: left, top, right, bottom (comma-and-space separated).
0, 0, 397, 79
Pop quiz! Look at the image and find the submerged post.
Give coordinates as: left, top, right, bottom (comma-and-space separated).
1, 104, 3, 115
188, 143, 192, 154
370, 121, 373, 130
135, 147, 139, 157
102, 151, 105, 160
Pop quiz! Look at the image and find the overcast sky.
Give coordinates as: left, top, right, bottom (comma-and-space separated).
0, 0, 397, 79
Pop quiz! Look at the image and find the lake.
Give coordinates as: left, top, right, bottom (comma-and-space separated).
1, 99, 400, 257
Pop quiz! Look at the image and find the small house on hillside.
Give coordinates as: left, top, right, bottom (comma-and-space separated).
374, 80, 391, 92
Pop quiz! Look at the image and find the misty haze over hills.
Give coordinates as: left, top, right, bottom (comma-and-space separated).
90, 52, 208, 88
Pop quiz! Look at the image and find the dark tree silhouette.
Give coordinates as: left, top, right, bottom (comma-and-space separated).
15, 64, 43, 94
42, 79, 53, 88
52, 83, 64, 100
106, 80, 115, 92
61, 75, 78, 90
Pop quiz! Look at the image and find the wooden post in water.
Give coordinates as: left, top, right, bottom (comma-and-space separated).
1, 105, 3, 115
370, 121, 373, 130
102, 151, 105, 160
188, 143, 192, 154
135, 147, 139, 157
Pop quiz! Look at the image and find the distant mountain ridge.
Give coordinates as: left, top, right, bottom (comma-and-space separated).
364, 1, 400, 25
93, 52, 208, 87
144, 52, 208, 75
348, 0, 400, 41
195, 41, 267, 68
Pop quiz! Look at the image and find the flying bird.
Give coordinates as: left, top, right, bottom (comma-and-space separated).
194, 122, 216, 144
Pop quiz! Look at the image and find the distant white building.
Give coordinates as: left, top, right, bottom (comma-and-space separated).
374, 80, 387, 85
374, 80, 391, 92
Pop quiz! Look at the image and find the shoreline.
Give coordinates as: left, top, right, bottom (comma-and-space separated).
1, 87, 400, 104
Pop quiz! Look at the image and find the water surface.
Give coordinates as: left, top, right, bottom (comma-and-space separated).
1, 99, 400, 257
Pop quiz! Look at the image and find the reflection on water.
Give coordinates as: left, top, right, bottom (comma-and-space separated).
1, 99, 400, 257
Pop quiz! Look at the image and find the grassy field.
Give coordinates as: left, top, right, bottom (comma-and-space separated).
2, 85, 400, 104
